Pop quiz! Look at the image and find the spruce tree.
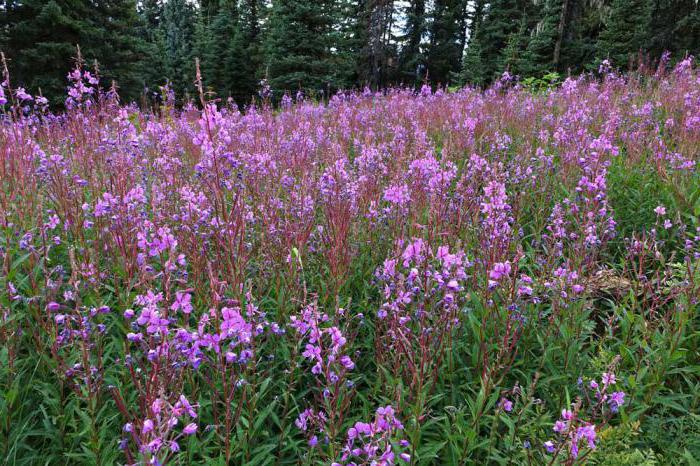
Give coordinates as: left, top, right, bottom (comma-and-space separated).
460, 34, 486, 86
137, 0, 167, 96
2, 0, 147, 103
427, 0, 463, 86
265, 0, 335, 95
499, 17, 528, 76
161, 0, 197, 99
227, 0, 265, 106
398, 0, 427, 87
330, 0, 365, 89
475, 0, 528, 81
648, 0, 700, 60
596, 0, 652, 69
520, 0, 562, 76
203, 1, 238, 97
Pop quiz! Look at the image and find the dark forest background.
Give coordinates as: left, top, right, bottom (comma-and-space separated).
1, 0, 699, 106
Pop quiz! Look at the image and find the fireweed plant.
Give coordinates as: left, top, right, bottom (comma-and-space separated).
1, 53, 699, 465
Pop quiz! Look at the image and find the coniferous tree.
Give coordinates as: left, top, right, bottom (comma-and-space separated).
2, 0, 147, 103
596, 0, 652, 69
555, 0, 603, 72
398, 0, 427, 87
475, 0, 528, 81
499, 16, 529, 75
204, 1, 238, 96
330, 0, 365, 89
648, 0, 700, 60
520, 0, 562, 76
427, 0, 463, 85
227, 0, 265, 105
460, 33, 486, 86
358, 0, 398, 89
266, 0, 336, 95
137, 0, 166, 96
161, 0, 197, 99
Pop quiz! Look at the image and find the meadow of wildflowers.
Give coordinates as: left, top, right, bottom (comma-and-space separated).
1, 56, 699, 465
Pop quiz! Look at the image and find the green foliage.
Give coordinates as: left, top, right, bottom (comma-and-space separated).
265, 0, 337, 94
460, 35, 486, 87
520, 0, 562, 76
473, 0, 528, 81
160, 0, 197, 98
596, 0, 652, 69
1, 0, 700, 103
1, 0, 147, 104
226, 0, 265, 106
520, 72, 561, 93
426, 0, 463, 85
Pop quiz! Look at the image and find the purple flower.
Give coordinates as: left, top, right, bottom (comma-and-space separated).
601, 372, 616, 386
183, 423, 197, 435
489, 261, 512, 281
383, 184, 410, 206
608, 391, 625, 412
499, 398, 513, 413
553, 420, 568, 433
143, 419, 154, 434
171, 291, 193, 314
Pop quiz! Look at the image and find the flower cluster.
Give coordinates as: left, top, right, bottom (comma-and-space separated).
544, 370, 626, 460
292, 303, 356, 448
374, 240, 469, 393
335, 406, 410, 466
120, 395, 198, 463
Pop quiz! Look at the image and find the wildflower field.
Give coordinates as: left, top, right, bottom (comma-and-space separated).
1, 59, 700, 465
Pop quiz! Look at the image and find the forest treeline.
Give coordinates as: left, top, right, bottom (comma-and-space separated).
1, 0, 699, 106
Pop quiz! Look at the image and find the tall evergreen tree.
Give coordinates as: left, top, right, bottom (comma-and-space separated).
398, 0, 427, 86
648, 0, 700, 60
2, 0, 147, 103
358, 0, 398, 89
137, 0, 166, 95
499, 15, 528, 75
475, 0, 529, 81
596, 0, 652, 69
520, 0, 562, 76
161, 0, 197, 98
330, 0, 365, 89
227, 0, 265, 105
427, 0, 463, 85
265, 0, 336, 95
556, 0, 604, 72
201, 1, 238, 96
460, 33, 486, 86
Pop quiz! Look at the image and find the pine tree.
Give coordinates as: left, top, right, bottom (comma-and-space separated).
227, 0, 265, 106
596, 0, 652, 69
475, 0, 529, 81
427, 0, 463, 86
265, 0, 336, 95
161, 0, 197, 99
398, 0, 427, 87
460, 34, 486, 86
2, 0, 147, 103
520, 0, 562, 76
